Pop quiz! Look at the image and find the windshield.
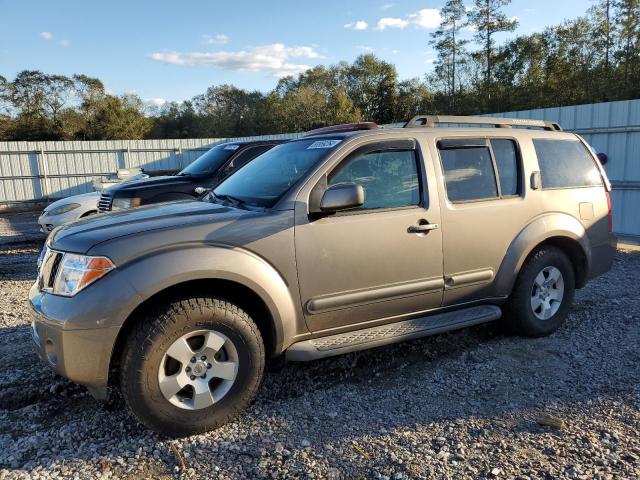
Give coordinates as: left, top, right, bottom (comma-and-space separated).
179, 144, 238, 176
213, 138, 343, 208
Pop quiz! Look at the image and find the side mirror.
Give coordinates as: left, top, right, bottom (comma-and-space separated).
596, 152, 608, 166
320, 183, 365, 212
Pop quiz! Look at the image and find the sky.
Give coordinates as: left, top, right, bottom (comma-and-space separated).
0, 0, 594, 107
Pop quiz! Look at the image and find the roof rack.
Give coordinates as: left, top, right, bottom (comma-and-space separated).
404, 115, 562, 132
304, 122, 379, 137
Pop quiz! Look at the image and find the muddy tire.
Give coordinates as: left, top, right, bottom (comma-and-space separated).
120, 296, 265, 437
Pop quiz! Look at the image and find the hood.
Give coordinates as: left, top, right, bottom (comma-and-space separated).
45, 191, 101, 212
107, 175, 195, 193
49, 199, 256, 254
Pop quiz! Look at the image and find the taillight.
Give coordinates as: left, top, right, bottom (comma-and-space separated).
606, 191, 612, 233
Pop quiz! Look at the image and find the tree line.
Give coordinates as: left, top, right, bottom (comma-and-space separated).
0, 0, 638, 141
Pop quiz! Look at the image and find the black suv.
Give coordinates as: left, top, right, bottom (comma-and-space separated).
98, 139, 284, 212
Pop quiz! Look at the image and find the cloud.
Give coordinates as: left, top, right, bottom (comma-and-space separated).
145, 98, 168, 107
355, 45, 375, 53
381, 3, 394, 9
40, 31, 53, 40
375, 17, 409, 30
150, 43, 322, 77
344, 20, 368, 30
203, 33, 230, 45
408, 8, 442, 29
375, 8, 441, 31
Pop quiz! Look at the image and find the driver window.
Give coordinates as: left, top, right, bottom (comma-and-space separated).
329, 149, 420, 210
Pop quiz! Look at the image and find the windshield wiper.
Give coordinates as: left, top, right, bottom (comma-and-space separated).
212, 193, 246, 208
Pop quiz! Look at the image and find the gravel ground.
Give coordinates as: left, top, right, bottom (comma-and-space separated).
0, 240, 638, 480
0, 212, 45, 246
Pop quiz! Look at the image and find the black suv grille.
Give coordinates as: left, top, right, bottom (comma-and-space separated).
38, 250, 63, 291
98, 192, 112, 212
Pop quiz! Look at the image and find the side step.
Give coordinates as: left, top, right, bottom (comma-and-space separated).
286, 305, 501, 361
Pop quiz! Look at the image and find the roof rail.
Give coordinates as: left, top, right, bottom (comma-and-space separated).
404, 115, 562, 132
304, 122, 379, 137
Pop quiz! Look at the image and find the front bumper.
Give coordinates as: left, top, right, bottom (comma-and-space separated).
29, 282, 125, 399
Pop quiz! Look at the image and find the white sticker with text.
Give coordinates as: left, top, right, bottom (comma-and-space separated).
307, 139, 342, 149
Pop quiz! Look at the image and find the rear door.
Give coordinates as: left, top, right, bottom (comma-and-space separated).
433, 136, 529, 305
294, 138, 444, 333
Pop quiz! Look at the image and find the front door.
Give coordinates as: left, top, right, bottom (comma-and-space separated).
295, 139, 444, 333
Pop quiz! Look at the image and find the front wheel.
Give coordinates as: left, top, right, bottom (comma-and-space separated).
503, 246, 575, 337
120, 296, 265, 437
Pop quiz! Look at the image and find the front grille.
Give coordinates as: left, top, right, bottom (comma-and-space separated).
98, 192, 112, 212
38, 250, 63, 291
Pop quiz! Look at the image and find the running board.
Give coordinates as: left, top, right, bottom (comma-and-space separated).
286, 305, 501, 361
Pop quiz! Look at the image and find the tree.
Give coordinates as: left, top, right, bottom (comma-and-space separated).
429, 0, 468, 110
146, 101, 204, 139
83, 94, 151, 140
467, 0, 518, 99
192, 85, 265, 137
344, 54, 398, 123
395, 79, 434, 120
614, 0, 640, 97
590, 0, 614, 69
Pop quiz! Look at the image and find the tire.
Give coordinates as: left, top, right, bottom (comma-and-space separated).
503, 246, 575, 337
120, 296, 265, 437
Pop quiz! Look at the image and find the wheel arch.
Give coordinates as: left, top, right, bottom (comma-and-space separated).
495, 213, 591, 296
105, 246, 301, 388
108, 277, 279, 385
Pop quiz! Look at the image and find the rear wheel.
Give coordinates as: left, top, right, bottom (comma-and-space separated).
503, 246, 575, 337
120, 296, 265, 437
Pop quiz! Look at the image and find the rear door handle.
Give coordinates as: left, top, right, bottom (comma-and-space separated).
408, 223, 439, 233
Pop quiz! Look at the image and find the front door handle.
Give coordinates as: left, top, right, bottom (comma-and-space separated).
408, 222, 439, 233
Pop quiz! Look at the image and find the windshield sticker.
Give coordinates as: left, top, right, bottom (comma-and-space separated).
307, 139, 342, 149
224, 144, 240, 150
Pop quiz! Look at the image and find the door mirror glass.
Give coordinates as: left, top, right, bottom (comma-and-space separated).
320, 183, 364, 212
597, 152, 608, 166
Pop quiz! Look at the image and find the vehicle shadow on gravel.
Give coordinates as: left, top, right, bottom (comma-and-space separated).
1, 252, 639, 476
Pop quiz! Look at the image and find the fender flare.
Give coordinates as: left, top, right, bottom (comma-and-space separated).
115, 244, 299, 353
494, 213, 591, 296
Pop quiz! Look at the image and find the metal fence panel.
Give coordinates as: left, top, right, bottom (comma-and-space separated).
0, 101, 638, 237
0, 134, 303, 205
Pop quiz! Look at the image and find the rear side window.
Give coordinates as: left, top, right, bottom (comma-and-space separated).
438, 138, 521, 202
533, 139, 602, 189
439, 145, 497, 202
492, 139, 519, 196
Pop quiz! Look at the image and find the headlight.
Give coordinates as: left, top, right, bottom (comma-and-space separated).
112, 197, 141, 210
52, 253, 115, 296
47, 203, 81, 216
